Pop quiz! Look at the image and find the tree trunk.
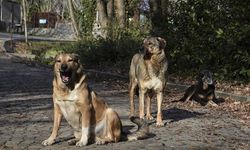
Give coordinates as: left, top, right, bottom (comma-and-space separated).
96, 0, 110, 39
161, 0, 168, 17
149, 0, 162, 26
132, 6, 140, 26
107, 0, 114, 21
22, 0, 28, 43
95, 0, 126, 38
149, 0, 163, 35
96, 0, 109, 28
0, 0, 3, 21
67, 0, 80, 38
115, 0, 125, 28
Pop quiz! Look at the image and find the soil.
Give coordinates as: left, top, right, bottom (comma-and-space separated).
0, 54, 249, 149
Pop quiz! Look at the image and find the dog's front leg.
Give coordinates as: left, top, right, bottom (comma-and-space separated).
42, 102, 62, 146
139, 89, 146, 119
156, 92, 164, 127
76, 104, 91, 147
146, 93, 154, 120
129, 81, 137, 117
180, 85, 196, 102
207, 93, 218, 107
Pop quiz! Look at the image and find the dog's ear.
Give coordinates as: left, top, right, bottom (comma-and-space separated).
157, 37, 166, 50
54, 53, 61, 63
142, 37, 150, 58
77, 64, 83, 74
71, 53, 80, 63
71, 53, 83, 74
196, 71, 205, 81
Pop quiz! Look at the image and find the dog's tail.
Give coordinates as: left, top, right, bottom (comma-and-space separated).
122, 116, 149, 141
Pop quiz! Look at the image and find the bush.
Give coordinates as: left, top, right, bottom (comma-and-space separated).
20, 0, 249, 83
32, 28, 147, 72
66, 28, 146, 72
162, 0, 250, 82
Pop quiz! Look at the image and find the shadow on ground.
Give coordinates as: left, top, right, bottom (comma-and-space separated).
150, 107, 205, 125
163, 107, 204, 122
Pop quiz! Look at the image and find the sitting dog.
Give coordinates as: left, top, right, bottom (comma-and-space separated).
129, 37, 168, 127
180, 70, 218, 107
42, 53, 149, 147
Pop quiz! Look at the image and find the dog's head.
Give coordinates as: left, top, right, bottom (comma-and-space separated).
197, 70, 214, 89
54, 53, 83, 85
143, 37, 166, 56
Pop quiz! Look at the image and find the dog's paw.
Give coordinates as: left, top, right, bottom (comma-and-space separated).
207, 101, 218, 107
95, 139, 106, 145
139, 114, 145, 120
76, 140, 88, 147
156, 121, 164, 127
95, 137, 107, 145
146, 115, 154, 120
42, 138, 55, 146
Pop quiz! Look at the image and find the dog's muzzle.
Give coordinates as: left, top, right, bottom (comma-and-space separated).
59, 64, 72, 84
203, 77, 214, 85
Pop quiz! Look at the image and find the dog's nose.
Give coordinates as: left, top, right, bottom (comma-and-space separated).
207, 79, 214, 85
60, 64, 68, 71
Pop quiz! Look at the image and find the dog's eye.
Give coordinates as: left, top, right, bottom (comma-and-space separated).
56, 60, 61, 63
68, 59, 73, 62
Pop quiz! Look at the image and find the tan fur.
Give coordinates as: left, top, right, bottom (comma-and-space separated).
42, 53, 148, 147
129, 37, 168, 127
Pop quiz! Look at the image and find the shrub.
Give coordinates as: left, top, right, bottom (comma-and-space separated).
163, 0, 250, 82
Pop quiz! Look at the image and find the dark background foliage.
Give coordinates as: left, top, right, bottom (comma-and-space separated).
163, 0, 250, 81
21, 0, 249, 83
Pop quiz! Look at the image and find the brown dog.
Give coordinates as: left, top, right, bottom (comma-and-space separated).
42, 53, 149, 147
129, 37, 168, 127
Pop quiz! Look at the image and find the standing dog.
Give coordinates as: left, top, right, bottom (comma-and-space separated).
129, 37, 168, 127
180, 70, 218, 107
42, 53, 149, 147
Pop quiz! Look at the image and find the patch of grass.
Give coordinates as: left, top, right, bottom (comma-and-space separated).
14, 40, 75, 65
13, 36, 142, 73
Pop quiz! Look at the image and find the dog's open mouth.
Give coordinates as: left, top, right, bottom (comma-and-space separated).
60, 71, 72, 84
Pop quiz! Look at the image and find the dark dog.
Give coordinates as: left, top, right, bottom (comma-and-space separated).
129, 37, 168, 127
180, 70, 218, 107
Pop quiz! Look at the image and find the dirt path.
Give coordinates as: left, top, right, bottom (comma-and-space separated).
0, 54, 249, 150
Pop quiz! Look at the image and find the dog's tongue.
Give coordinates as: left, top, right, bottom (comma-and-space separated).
62, 75, 69, 82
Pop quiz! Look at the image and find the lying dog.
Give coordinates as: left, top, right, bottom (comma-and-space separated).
129, 37, 168, 127
180, 70, 218, 107
42, 53, 149, 147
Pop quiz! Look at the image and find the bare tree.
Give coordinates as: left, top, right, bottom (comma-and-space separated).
96, 0, 126, 36
132, 5, 140, 26
149, 0, 162, 27
115, 0, 125, 28
107, 0, 114, 21
149, 0, 167, 35
161, 0, 168, 16
67, 0, 80, 38
96, 0, 110, 29
22, 0, 28, 43
51, 0, 64, 19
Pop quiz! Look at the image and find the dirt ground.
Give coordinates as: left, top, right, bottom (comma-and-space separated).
0, 54, 250, 150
